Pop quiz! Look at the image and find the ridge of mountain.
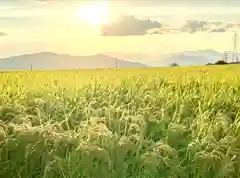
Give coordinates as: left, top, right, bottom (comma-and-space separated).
0, 52, 148, 70
0, 49, 232, 70
106, 49, 225, 66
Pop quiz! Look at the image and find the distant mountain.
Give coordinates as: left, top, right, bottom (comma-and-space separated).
149, 49, 224, 66
180, 49, 222, 57
0, 49, 232, 70
0, 52, 148, 70
106, 49, 225, 67
105, 52, 163, 64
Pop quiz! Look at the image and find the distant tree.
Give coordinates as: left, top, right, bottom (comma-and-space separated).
215, 60, 228, 65
170, 62, 179, 67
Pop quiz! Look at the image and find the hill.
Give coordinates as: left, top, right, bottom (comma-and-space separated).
108, 49, 224, 67
0, 52, 148, 70
150, 49, 223, 66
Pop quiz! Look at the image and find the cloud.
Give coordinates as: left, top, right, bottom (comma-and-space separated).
146, 26, 172, 35
146, 20, 224, 35
209, 28, 226, 33
179, 20, 223, 33
0, 32, 7, 36
225, 23, 240, 29
147, 29, 164, 35
170, 20, 232, 34
180, 20, 208, 33
101, 16, 239, 36
146, 20, 230, 35
101, 16, 162, 36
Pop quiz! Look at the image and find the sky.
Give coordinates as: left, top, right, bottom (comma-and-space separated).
0, 0, 240, 58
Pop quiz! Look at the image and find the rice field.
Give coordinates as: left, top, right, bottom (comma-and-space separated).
1, 65, 240, 178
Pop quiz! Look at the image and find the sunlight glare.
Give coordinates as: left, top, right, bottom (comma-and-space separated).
75, 2, 109, 26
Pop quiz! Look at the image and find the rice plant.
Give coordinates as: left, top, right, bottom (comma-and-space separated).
0, 65, 240, 177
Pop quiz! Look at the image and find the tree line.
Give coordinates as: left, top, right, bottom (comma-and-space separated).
170, 60, 228, 67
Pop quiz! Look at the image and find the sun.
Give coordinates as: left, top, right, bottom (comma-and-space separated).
75, 3, 109, 26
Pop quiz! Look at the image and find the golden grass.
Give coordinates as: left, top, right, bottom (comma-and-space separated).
0, 65, 240, 177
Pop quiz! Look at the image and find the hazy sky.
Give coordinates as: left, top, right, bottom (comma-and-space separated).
0, 0, 240, 57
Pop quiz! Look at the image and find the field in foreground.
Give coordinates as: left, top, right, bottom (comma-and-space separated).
1, 65, 240, 178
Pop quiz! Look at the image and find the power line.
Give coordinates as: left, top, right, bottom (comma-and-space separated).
232, 31, 239, 63
224, 51, 228, 62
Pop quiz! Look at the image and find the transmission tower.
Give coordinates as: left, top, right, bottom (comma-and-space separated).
224, 51, 228, 62
232, 31, 239, 63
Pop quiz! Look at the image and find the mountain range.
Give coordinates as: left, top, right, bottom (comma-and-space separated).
107, 49, 226, 67
0, 52, 148, 70
155, 49, 225, 66
0, 49, 230, 70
